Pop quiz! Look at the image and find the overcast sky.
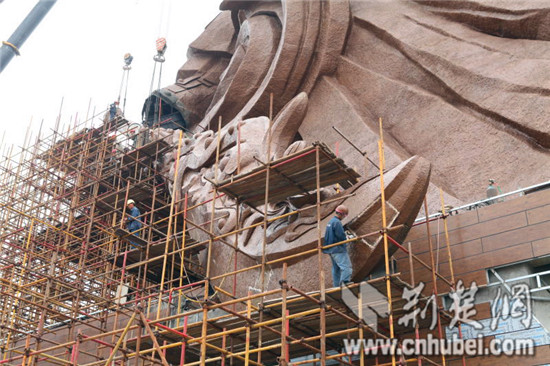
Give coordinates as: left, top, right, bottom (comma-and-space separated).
0, 0, 220, 150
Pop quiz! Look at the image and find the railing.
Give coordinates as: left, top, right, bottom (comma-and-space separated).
415, 180, 550, 223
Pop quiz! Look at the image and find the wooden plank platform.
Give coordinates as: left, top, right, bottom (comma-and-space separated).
104, 116, 130, 130
215, 143, 360, 209
114, 228, 148, 247
124, 275, 445, 364
121, 138, 170, 166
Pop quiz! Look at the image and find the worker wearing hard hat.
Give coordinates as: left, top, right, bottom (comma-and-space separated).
109, 101, 120, 120
126, 199, 142, 236
486, 179, 501, 205
323, 205, 352, 287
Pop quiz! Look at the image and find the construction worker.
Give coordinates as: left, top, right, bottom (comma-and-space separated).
323, 205, 352, 287
109, 101, 119, 120
126, 199, 142, 236
486, 179, 500, 205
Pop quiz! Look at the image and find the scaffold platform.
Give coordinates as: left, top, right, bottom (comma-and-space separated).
216, 142, 360, 208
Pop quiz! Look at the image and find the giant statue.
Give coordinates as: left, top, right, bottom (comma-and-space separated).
146, 0, 550, 296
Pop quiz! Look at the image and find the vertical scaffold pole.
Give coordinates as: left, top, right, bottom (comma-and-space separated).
423, 197, 446, 366
180, 315, 188, 366
157, 130, 183, 321
244, 292, 252, 366
358, 281, 365, 366
71, 331, 81, 366
316, 144, 327, 366
258, 93, 274, 364
280, 263, 288, 363
4, 218, 34, 358
177, 192, 188, 328
200, 117, 223, 365
408, 242, 422, 366
377, 117, 396, 366
439, 189, 466, 366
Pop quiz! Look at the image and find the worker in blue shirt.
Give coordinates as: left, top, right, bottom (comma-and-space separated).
109, 101, 119, 120
323, 205, 352, 287
126, 199, 142, 236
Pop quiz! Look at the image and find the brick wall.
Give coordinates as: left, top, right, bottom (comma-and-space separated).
396, 188, 550, 365
398, 188, 550, 291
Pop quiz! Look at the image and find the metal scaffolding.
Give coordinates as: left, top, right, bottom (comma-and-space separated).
0, 110, 464, 365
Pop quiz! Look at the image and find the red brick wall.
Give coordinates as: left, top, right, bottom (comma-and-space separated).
398, 188, 550, 291
397, 188, 550, 365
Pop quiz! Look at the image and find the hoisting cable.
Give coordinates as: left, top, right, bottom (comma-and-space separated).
144, 37, 167, 128
117, 53, 134, 115
154, 38, 167, 127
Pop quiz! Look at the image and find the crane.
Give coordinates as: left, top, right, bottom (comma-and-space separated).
0, 0, 57, 73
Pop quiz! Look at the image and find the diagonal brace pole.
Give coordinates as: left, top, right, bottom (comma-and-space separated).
139, 311, 170, 366
104, 311, 137, 366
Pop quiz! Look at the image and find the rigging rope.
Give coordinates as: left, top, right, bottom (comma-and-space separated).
123, 70, 130, 115
144, 38, 167, 126
117, 68, 125, 103
117, 53, 133, 115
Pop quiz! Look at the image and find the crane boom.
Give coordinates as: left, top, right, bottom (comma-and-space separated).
0, 0, 57, 73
